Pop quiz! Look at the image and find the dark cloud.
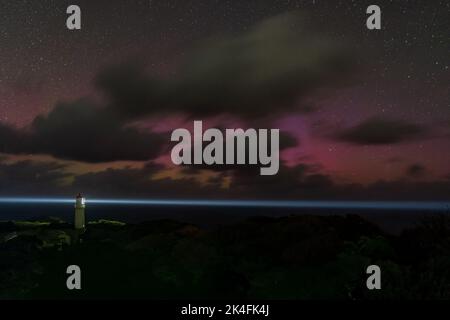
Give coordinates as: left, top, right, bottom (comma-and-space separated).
279, 132, 299, 150
72, 162, 450, 201
226, 162, 335, 198
335, 117, 427, 145
0, 159, 70, 195
96, 13, 355, 118
71, 162, 223, 198
95, 63, 167, 119
68, 161, 335, 199
2, 156, 449, 200
0, 100, 166, 163
406, 163, 426, 178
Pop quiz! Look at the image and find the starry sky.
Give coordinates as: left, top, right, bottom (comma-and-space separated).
0, 0, 449, 200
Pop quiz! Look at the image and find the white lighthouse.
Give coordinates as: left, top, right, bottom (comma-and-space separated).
74, 193, 86, 230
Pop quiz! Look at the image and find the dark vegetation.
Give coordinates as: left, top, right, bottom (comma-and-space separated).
1, 214, 450, 299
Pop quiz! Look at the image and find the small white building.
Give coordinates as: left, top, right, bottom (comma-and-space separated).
74, 193, 86, 230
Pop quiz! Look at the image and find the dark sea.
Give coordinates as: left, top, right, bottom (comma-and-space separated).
1, 201, 449, 234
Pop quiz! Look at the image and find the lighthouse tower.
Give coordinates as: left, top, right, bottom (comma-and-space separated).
74, 193, 86, 230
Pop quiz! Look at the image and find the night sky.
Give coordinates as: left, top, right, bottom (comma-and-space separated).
0, 0, 449, 200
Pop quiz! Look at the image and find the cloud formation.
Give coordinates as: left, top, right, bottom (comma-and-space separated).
97, 13, 355, 118
0, 13, 355, 165
406, 163, 426, 178
0, 159, 70, 195
335, 117, 427, 145
0, 100, 166, 162
2, 156, 449, 201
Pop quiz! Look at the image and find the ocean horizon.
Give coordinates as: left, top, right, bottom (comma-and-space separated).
1, 199, 449, 234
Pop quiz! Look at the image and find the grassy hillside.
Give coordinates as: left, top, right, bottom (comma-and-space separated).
1, 214, 450, 299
